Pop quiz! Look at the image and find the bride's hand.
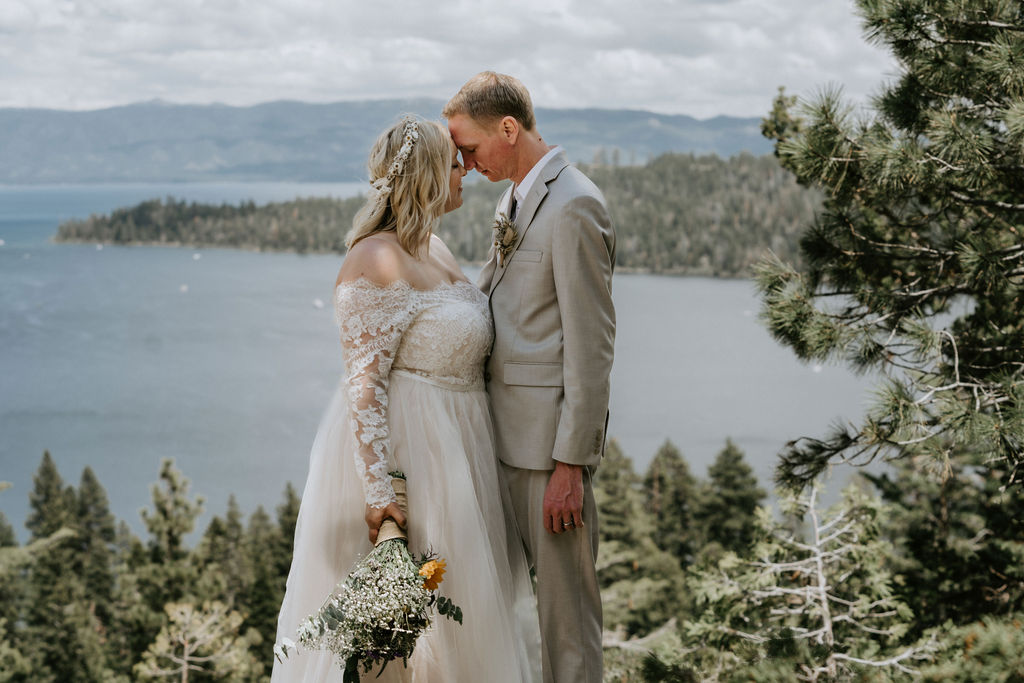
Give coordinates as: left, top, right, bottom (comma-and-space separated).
365, 501, 407, 544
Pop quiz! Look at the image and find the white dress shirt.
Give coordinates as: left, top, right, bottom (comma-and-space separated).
511, 145, 563, 218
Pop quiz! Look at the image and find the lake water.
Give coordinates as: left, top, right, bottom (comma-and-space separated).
0, 183, 871, 541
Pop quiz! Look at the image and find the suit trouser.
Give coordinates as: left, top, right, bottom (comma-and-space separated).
501, 463, 603, 683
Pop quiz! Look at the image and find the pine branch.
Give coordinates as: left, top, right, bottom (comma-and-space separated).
601, 618, 678, 652
829, 635, 939, 676
950, 190, 1024, 211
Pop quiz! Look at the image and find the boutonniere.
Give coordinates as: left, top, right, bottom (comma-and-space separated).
492, 214, 518, 267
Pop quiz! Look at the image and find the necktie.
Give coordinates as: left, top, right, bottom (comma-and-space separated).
509, 191, 519, 221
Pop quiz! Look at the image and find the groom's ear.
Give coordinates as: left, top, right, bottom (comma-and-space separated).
499, 116, 520, 145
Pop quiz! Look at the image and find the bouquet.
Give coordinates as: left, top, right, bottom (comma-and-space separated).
275, 472, 463, 682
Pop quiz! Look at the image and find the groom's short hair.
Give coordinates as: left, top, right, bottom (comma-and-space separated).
443, 71, 536, 131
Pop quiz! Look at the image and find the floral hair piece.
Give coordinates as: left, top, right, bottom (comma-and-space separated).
368, 117, 420, 210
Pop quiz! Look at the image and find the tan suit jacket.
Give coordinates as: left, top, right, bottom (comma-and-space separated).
479, 151, 616, 471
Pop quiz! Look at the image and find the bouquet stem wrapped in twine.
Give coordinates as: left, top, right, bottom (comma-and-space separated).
376, 477, 408, 545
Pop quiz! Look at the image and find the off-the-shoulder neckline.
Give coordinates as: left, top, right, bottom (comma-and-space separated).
335, 276, 476, 294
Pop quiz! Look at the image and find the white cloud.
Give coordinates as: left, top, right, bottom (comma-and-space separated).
0, 0, 898, 118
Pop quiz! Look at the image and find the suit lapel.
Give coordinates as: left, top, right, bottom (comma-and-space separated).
488, 152, 570, 297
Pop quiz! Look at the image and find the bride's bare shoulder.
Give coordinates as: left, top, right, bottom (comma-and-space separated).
336, 234, 409, 288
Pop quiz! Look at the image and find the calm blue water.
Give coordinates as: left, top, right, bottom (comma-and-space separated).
0, 183, 870, 542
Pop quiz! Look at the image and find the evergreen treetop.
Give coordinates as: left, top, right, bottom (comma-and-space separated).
758, 0, 1024, 489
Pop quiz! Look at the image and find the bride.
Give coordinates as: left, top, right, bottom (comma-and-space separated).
271, 115, 540, 682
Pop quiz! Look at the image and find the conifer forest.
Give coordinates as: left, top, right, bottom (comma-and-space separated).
55, 152, 820, 279
7, 0, 1024, 680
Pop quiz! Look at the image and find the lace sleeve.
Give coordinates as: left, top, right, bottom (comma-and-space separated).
335, 279, 418, 509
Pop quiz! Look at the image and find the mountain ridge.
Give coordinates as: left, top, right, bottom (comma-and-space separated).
0, 99, 772, 184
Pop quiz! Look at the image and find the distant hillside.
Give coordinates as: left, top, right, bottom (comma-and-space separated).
0, 99, 771, 184
56, 152, 818, 277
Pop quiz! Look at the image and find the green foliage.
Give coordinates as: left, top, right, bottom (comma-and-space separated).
0, 618, 32, 683
1, 482, 73, 682
920, 614, 1024, 681
73, 467, 116, 625
142, 458, 205, 566
14, 439, 1023, 680
757, 0, 1024, 489
761, 87, 803, 160
56, 197, 356, 254
195, 495, 250, 605
436, 596, 463, 625
121, 459, 208, 670
4, 457, 289, 681
868, 454, 1024, 633
694, 439, 767, 560
55, 152, 821, 277
596, 439, 646, 549
18, 454, 122, 682
681, 484, 936, 680
275, 482, 300, 579
595, 440, 688, 637
25, 451, 75, 540
134, 601, 262, 682
639, 651, 698, 683
642, 440, 699, 566
241, 505, 285, 660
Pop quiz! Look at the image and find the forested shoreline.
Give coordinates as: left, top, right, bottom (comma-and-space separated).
55, 152, 820, 278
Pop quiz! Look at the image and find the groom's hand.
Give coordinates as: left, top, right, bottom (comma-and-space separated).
543, 462, 584, 534
365, 502, 407, 544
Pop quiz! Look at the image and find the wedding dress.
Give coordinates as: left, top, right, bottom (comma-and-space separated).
272, 278, 540, 683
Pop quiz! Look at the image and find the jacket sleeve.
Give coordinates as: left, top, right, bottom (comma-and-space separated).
549, 190, 616, 466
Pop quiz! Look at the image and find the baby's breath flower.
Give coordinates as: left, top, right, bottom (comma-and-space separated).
281, 475, 464, 678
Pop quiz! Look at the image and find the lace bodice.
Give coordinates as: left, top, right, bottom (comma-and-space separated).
335, 278, 493, 508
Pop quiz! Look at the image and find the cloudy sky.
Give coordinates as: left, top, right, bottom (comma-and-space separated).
1, 0, 898, 118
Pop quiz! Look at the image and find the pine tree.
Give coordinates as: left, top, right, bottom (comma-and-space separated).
0, 510, 14, 548
194, 495, 250, 606
23, 453, 116, 682
595, 439, 644, 550
868, 453, 1024, 633
25, 451, 75, 539
0, 617, 32, 683
124, 459, 205, 670
594, 440, 687, 638
682, 484, 937, 680
23, 452, 74, 681
74, 467, 116, 626
642, 440, 699, 566
0, 503, 17, 635
242, 505, 283, 668
919, 614, 1024, 680
0, 481, 75, 682
141, 458, 204, 567
275, 482, 300, 582
694, 439, 766, 559
133, 601, 261, 682
105, 521, 154, 679
757, 0, 1024, 490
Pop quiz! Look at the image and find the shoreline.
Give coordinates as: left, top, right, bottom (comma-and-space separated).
49, 237, 754, 279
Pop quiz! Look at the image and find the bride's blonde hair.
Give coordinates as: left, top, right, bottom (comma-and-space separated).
346, 116, 451, 257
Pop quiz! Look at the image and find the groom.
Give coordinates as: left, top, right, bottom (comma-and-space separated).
444, 72, 615, 683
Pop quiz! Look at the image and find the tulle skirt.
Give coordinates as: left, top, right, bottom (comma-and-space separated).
271, 371, 541, 682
